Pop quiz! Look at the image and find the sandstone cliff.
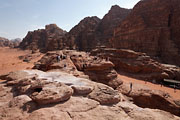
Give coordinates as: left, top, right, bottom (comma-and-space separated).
64, 16, 101, 51
19, 24, 66, 52
111, 0, 180, 66
96, 5, 131, 47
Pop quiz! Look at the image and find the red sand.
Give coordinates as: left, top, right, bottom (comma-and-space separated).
0, 47, 179, 100
0, 47, 42, 75
118, 74, 180, 100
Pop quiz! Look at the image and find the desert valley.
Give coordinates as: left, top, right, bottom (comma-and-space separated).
0, 0, 180, 119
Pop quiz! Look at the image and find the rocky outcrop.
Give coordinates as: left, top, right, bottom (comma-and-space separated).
0, 70, 180, 119
118, 82, 180, 116
19, 5, 131, 52
96, 5, 131, 47
91, 48, 180, 82
64, 16, 101, 51
0, 37, 21, 48
3, 70, 121, 105
33, 50, 122, 88
111, 0, 180, 66
19, 24, 66, 52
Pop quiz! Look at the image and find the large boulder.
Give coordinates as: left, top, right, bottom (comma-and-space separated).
88, 83, 121, 105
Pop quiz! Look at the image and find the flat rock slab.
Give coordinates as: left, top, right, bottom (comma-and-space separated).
88, 83, 121, 105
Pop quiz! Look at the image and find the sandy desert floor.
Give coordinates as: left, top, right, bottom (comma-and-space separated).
0, 47, 180, 100
0, 47, 42, 75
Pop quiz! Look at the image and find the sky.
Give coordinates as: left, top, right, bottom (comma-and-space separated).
0, 0, 140, 39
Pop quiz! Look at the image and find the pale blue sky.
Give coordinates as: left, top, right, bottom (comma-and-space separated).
0, 0, 140, 39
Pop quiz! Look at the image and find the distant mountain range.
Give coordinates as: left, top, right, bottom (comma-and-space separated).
0, 37, 21, 48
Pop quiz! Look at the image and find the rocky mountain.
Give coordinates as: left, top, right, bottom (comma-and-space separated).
19, 24, 66, 52
63, 16, 101, 51
0, 37, 21, 48
19, 5, 130, 52
111, 0, 180, 66
96, 5, 131, 47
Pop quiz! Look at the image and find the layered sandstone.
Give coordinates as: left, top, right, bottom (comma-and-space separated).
111, 0, 180, 66
96, 5, 131, 47
33, 50, 122, 88
19, 24, 66, 52
91, 48, 180, 82
0, 70, 180, 119
64, 16, 101, 51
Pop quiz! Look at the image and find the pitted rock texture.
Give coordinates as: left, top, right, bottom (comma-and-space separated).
0, 70, 180, 119
30, 82, 73, 105
3, 70, 121, 105
91, 48, 180, 83
111, 0, 180, 66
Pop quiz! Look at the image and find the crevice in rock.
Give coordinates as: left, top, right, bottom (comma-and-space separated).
67, 111, 73, 120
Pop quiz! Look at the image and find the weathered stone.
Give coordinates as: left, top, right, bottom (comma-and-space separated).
118, 83, 180, 116
111, 0, 180, 66
0, 37, 21, 48
88, 83, 121, 105
19, 24, 66, 52
30, 82, 73, 105
91, 48, 180, 82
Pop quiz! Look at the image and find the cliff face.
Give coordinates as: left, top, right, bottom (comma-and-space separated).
64, 6, 130, 51
111, 0, 180, 66
19, 24, 66, 52
97, 5, 131, 47
64, 16, 101, 51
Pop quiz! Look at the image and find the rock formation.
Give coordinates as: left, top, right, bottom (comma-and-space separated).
96, 5, 131, 47
0, 37, 21, 48
19, 5, 131, 52
91, 48, 180, 83
19, 24, 66, 52
63, 16, 101, 51
33, 50, 122, 88
111, 0, 180, 66
0, 69, 180, 119
118, 82, 180, 116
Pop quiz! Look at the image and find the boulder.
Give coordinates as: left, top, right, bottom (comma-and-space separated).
118, 83, 180, 116
30, 82, 73, 105
88, 83, 121, 105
